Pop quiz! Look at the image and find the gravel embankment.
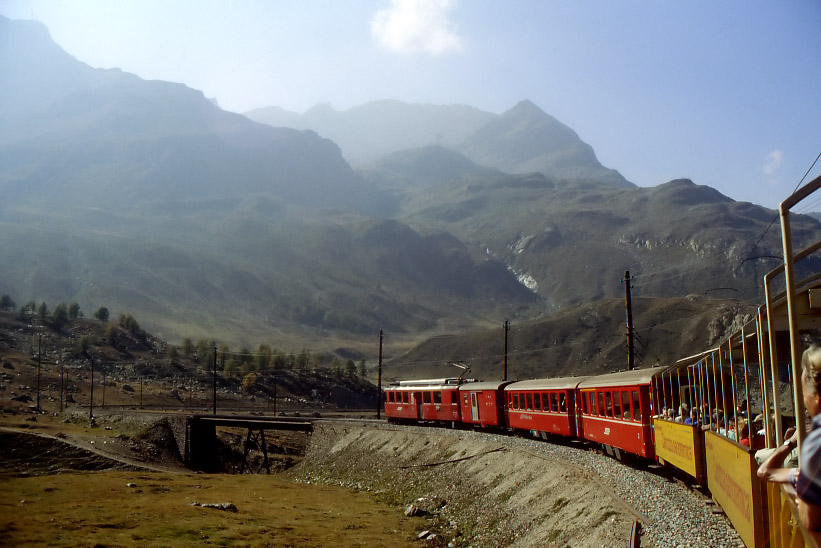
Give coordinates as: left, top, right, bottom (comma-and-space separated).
291, 421, 745, 548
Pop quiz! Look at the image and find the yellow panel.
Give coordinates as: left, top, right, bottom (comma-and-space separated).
705, 431, 763, 548
765, 481, 811, 548
654, 420, 699, 479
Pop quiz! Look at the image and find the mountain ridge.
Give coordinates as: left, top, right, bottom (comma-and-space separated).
246, 97, 632, 188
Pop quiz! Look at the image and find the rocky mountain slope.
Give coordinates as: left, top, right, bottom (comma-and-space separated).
0, 16, 539, 346
2, 15, 819, 371
384, 295, 758, 382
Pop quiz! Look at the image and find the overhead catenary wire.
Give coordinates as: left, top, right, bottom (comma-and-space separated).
736, 151, 821, 272
389, 306, 721, 368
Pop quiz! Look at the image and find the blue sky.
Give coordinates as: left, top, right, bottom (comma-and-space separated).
1, 0, 819, 209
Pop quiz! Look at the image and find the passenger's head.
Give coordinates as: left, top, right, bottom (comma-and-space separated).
802, 346, 821, 416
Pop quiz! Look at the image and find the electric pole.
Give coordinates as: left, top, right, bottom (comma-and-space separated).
503, 320, 510, 381
89, 357, 94, 423
623, 270, 635, 370
377, 329, 383, 419
59, 351, 64, 412
36, 333, 41, 412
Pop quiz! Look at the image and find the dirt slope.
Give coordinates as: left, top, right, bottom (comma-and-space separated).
291, 423, 640, 548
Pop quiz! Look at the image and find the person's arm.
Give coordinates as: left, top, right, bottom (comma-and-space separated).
757, 432, 798, 483
798, 498, 821, 531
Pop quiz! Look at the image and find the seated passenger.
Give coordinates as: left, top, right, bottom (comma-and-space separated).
737, 399, 749, 418
758, 346, 821, 533
739, 420, 750, 447
755, 426, 798, 466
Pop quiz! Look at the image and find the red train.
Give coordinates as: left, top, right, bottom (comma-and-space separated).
383, 366, 664, 461
384, 181, 821, 548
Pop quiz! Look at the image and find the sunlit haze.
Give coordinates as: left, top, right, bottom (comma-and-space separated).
1, 0, 819, 209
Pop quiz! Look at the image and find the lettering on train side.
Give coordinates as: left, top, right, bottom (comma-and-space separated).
662, 438, 693, 459
714, 466, 751, 523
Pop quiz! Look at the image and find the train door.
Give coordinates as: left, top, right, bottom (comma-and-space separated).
566, 390, 578, 436
579, 389, 593, 438
639, 386, 654, 457
470, 392, 480, 422
414, 392, 422, 419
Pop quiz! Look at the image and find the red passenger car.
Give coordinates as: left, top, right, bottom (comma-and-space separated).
577, 367, 667, 459
504, 377, 588, 439
384, 378, 465, 424
458, 381, 512, 428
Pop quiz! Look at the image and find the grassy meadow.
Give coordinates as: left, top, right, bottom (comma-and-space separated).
0, 470, 421, 547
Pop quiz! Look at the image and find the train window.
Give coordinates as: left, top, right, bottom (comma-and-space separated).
605, 392, 613, 417
550, 393, 558, 412
533, 393, 541, 410
582, 393, 589, 414
463, 394, 469, 406
632, 391, 641, 421
525, 393, 533, 410
403, 392, 409, 403
590, 392, 597, 415
423, 392, 431, 404
559, 393, 567, 412
434, 391, 442, 404
384, 392, 390, 403
621, 392, 630, 420
598, 392, 605, 416
513, 393, 520, 409
613, 393, 621, 419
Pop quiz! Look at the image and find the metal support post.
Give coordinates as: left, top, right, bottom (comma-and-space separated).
377, 329, 383, 419
504, 320, 509, 381
623, 271, 635, 370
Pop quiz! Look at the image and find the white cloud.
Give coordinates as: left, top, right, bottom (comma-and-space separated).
763, 149, 782, 185
371, 0, 463, 56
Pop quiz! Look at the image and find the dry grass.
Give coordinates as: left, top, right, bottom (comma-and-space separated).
0, 471, 422, 547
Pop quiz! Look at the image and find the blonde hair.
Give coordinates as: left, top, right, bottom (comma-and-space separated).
802, 345, 821, 395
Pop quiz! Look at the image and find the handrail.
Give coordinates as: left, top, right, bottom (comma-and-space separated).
779, 173, 821, 455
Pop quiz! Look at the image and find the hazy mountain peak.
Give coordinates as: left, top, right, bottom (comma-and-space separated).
0, 15, 393, 216
303, 102, 340, 121
0, 15, 95, 116
652, 178, 734, 206
458, 100, 632, 188
504, 99, 545, 117
245, 98, 630, 188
